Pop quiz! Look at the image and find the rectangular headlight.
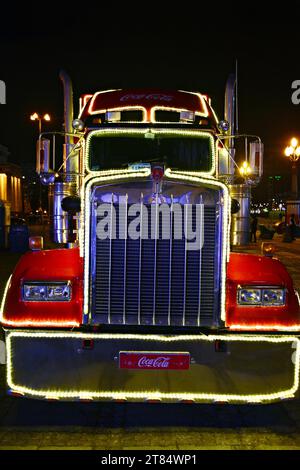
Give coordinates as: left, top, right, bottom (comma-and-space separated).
262, 289, 285, 306
238, 288, 261, 305
237, 287, 285, 306
23, 284, 47, 301
23, 282, 71, 301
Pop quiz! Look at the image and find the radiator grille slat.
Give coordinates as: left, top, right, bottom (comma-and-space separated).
93, 199, 216, 326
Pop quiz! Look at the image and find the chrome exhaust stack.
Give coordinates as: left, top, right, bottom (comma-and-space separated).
224, 72, 236, 176
225, 71, 251, 246
51, 71, 79, 244
59, 69, 79, 180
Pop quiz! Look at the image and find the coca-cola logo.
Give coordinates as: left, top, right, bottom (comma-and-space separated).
119, 352, 190, 370
120, 93, 173, 103
137, 356, 170, 368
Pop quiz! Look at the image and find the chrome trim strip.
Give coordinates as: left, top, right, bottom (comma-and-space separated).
182, 196, 188, 326
214, 200, 223, 326
197, 196, 204, 326
152, 194, 159, 325
167, 195, 174, 326
138, 193, 143, 325
108, 193, 114, 324
90, 198, 98, 324
123, 193, 128, 324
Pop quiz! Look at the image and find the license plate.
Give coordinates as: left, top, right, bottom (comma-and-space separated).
119, 352, 190, 370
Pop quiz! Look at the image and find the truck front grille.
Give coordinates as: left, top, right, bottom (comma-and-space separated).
92, 198, 217, 327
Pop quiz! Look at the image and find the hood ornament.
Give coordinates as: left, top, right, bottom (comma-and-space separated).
150, 163, 166, 203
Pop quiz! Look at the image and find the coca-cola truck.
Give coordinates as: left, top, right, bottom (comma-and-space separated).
1, 71, 300, 403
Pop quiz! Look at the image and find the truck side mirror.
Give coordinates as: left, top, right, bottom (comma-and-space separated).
36, 138, 52, 174
249, 142, 264, 178
61, 196, 81, 245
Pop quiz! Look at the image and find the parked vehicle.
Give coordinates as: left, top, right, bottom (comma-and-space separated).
10, 216, 26, 226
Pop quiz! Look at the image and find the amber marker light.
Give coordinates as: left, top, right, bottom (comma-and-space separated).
261, 242, 276, 258
29, 236, 44, 251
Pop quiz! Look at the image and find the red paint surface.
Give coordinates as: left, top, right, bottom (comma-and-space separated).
1, 248, 83, 327
1, 248, 300, 331
80, 89, 210, 121
226, 253, 300, 329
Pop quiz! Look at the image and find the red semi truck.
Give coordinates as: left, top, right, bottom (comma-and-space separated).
1, 73, 300, 403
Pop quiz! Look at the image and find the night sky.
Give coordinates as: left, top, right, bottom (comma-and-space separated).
1, 6, 300, 200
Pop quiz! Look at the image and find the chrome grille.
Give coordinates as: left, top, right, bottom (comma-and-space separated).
92, 197, 217, 327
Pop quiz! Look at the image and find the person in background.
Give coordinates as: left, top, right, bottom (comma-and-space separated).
289, 213, 297, 239
250, 214, 258, 243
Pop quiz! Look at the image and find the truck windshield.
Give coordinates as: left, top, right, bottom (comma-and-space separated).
88, 132, 213, 172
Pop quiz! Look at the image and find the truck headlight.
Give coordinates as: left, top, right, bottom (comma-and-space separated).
262, 289, 285, 305
23, 282, 71, 301
23, 284, 47, 301
238, 287, 285, 306
238, 288, 261, 305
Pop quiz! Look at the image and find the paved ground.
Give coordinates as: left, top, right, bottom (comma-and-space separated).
234, 233, 300, 292
276, 237, 300, 289
1, 234, 300, 450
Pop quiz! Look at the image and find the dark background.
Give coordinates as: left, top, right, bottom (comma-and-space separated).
0, 5, 299, 200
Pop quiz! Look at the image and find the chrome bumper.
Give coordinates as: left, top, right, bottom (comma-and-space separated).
5, 330, 300, 403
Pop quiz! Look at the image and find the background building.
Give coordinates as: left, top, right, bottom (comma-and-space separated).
0, 144, 23, 214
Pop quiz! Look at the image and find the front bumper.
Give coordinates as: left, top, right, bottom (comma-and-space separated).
5, 330, 300, 403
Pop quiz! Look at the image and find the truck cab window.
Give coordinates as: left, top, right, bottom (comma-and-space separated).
89, 133, 213, 172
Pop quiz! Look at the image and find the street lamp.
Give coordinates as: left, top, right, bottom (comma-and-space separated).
30, 112, 51, 134
284, 137, 300, 199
